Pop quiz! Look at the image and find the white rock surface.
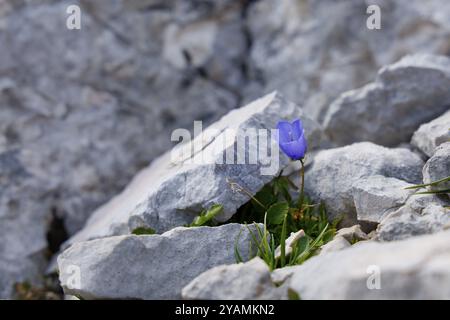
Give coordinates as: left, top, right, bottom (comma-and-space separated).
375, 143, 450, 241
412, 111, 450, 157
288, 230, 450, 299
319, 236, 351, 255
66, 92, 323, 245
270, 266, 299, 285
376, 194, 450, 241
320, 225, 368, 255
305, 142, 424, 225
335, 225, 369, 243
423, 142, 450, 191
182, 257, 285, 300
323, 54, 450, 147
352, 175, 416, 224
58, 223, 260, 299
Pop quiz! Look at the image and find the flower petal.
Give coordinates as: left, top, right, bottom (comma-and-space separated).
300, 133, 308, 154
277, 120, 293, 144
291, 119, 303, 140
279, 135, 307, 160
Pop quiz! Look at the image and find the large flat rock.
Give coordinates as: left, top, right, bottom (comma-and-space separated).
58, 223, 260, 299
66, 92, 324, 245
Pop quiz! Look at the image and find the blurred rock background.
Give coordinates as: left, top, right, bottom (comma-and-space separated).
0, 0, 449, 298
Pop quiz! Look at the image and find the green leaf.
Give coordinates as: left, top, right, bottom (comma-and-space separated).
234, 227, 244, 263
247, 224, 266, 258
131, 227, 156, 235
322, 229, 336, 243
273, 177, 292, 203
279, 214, 288, 267
294, 237, 311, 264
228, 172, 339, 270
252, 185, 276, 212
190, 204, 223, 227
266, 202, 289, 226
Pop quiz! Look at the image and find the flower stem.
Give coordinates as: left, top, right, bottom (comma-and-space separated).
227, 179, 267, 211
298, 159, 305, 210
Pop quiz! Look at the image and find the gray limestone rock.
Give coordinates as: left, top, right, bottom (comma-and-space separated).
66, 92, 323, 245
376, 194, 450, 241
411, 111, 450, 157
335, 225, 369, 242
246, 1, 450, 123
182, 257, 285, 300
305, 142, 423, 225
58, 223, 260, 299
0, 0, 250, 298
288, 230, 450, 299
323, 54, 450, 147
319, 236, 351, 255
352, 175, 416, 224
423, 142, 450, 191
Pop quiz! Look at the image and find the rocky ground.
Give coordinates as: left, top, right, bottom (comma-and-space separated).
1, 0, 449, 299
57, 82, 450, 300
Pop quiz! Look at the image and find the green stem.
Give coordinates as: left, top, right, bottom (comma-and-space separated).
405, 175, 450, 189
227, 179, 267, 211
298, 159, 305, 209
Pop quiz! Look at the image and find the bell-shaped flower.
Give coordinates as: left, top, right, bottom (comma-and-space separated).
277, 119, 307, 160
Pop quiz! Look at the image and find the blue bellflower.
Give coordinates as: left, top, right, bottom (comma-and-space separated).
277, 119, 307, 160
